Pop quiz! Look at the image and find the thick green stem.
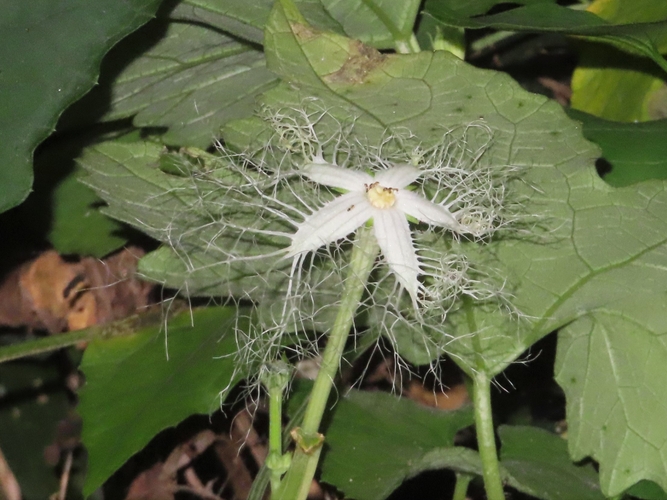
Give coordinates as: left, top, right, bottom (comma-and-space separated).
274, 227, 379, 500
300, 227, 378, 434
473, 371, 505, 500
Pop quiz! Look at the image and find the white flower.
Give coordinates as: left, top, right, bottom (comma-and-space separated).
286, 158, 465, 305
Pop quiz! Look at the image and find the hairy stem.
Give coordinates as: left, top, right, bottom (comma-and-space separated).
274, 226, 379, 500
473, 371, 505, 500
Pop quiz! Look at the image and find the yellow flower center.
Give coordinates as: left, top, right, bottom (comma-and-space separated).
366, 182, 397, 209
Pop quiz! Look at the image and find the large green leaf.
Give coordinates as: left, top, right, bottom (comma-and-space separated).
555, 314, 667, 497
175, 0, 274, 45
257, 4, 667, 494
567, 109, 667, 187
0, 0, 163, 213
79, 307, 246, 495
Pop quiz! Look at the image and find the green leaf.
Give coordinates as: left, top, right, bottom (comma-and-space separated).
79, 307, 245, 495
95, 2, 279, 148
499, 425, 605, 500
626, 480, 667, 500
555, 314, 667, 497
567, 109, 667, 187
570, 0, 667, 122
316, 0, 421, 47
78, 140, 343, 334
257, 1, 564, 371
176, 0, 420, 48
176, 0, 274, 45
64, 0, 421, 149
0, 0, 163, 214
318, 394, 603, 500
425, 3, 667, 74
76, 140, 289, 293
317, 389, 473, 500
317, 395, 603, 500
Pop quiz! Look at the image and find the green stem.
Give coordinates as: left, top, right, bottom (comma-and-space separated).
473, 371, 505, 500
274, 227, 379, 500
248, 397, 309, 500
300, 227, 378, 434
269, 383, 284, 456
452, 472, 473, 500
0, 307, 177, 363
468, 30, 515, 54
263, 361, 292, 495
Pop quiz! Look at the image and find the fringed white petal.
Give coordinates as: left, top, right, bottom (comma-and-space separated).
287, 192, 371, 257
302, 162, 372, 191
374, 165, 422, 189
395, 191, 460, 231
373, 209, 421, 302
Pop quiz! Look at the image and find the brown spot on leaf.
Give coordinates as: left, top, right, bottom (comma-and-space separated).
290, 22, 318, 42
325, 40, 386, 84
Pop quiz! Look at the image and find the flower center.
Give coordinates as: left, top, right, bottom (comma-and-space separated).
366, 182, 397, 209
